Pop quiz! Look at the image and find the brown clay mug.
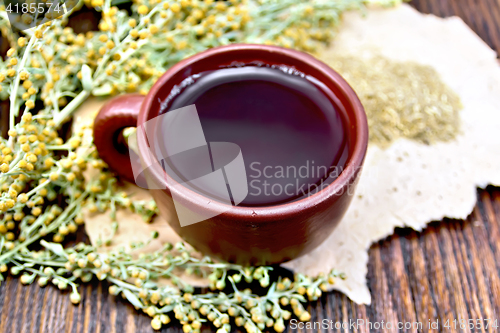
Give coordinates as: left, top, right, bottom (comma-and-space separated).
93, 44, 368, 265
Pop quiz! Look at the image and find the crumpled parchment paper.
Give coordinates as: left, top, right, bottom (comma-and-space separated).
77, 4, 500, 305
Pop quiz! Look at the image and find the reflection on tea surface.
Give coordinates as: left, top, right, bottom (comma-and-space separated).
158, 65, 349, 206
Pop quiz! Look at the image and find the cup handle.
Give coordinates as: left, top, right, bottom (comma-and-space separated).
93, 94, 145, 184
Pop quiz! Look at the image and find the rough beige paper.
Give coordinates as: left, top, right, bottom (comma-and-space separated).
78, 4, 500, 304
283, 4, 500, 304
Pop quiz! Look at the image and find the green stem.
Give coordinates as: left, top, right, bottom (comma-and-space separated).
9, 38, 35, 117
107, 276, 142, 292
53, 90, 91, 128
26, 179, 52, 197
45, 145, 72, 150
8, 35, 37, 145
8, 152, 25, 169
16, 256, 66, 267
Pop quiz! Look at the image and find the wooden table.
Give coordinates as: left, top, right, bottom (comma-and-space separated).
1, 1, 500, 332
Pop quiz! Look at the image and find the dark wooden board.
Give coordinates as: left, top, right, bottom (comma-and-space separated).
1, 1, 500, 332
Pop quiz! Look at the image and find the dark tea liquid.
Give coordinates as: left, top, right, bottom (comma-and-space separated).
158, 65, 348, 206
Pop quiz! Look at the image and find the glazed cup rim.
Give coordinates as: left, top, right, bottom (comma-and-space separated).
136, 44, 368, 221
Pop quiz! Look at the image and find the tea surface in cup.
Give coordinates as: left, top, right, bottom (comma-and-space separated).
157, 65, 348, 206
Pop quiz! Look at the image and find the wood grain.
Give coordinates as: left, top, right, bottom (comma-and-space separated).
2, 1, 500, 332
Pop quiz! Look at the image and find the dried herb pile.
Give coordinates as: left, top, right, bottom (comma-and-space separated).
328, 55, 463, 146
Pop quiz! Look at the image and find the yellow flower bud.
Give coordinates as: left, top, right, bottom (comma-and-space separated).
99, 22, 110, 31
138, 5, 149, 15
7, 48, 15, 58
66, 173, 76, 182
22, 80, 32, 89
61, 159, 73, 169
70, 292, 81, 304
151, 317, 162, 330
299, 311, 311, 322
90, 185, 102, 193
67, 222, 78, 233
7, 190, 17, 200
25, 100, 35, 109
170, 3, 180, 13
69, 138, 81, 149
130, 29, 139, 38
53, 233, 64, 243
215, 2, 226, 11
18, 136, 28, 144
18, 193, 28, 204
32, 207, 42, 216
27, 153, 37, 163
6, 232, 15, 241
149, 25, 159, 34
18, 37, 27, 47
146, 306, 156, 317
44, 158, 54, 169
59, 225, 69, 235
75, 216, 84, 225
22, 13, 33, 25
17, 160, 27, 169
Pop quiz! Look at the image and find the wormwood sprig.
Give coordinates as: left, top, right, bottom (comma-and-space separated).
0, 0, 402, 331
33, 239, 345, 332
